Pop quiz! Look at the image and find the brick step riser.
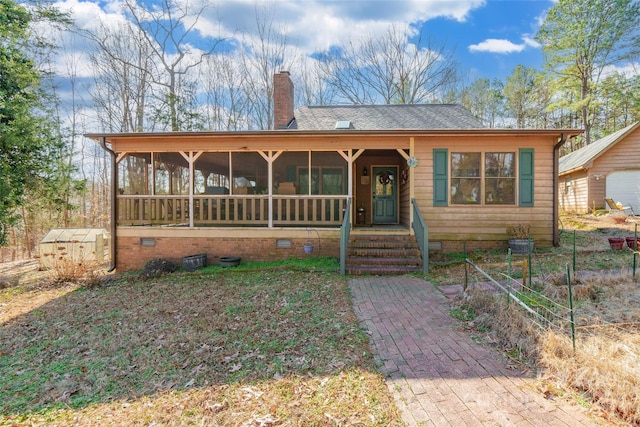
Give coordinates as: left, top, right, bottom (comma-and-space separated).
348, 251, 421, 259
346, 266, 422, 275
347, 257, 422, 267
349, 241, 419, 250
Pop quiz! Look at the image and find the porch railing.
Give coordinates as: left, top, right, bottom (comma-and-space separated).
340, 198, 352, 275
117, 194, 347, 227
118, 195, 190, 226
411, 198, 429, 273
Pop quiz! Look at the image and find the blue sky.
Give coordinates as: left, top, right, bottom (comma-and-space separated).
50, 0, 553, 83
432, 0, 547, 81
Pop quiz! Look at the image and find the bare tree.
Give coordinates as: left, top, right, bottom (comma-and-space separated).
237, 3, 296, 130
296, 56, 336, 107
122, 0, 223, 131
200, 53, 253, 131
88, 20, 154, 132
319, 24, 457, 104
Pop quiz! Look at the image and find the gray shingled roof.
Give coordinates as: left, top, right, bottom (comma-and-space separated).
289, 104, 484, 130
559, 121, 640, 175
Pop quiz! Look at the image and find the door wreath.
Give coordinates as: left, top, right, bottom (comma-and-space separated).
378, 171, 391, 185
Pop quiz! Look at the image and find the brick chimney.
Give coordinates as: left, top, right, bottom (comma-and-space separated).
273, 71, 294, 129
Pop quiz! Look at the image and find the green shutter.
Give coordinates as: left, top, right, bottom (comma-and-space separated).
519, 148, 534, 207
433, 149, 448, 206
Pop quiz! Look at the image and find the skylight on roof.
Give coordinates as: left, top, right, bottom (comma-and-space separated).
335, 120, 352, 129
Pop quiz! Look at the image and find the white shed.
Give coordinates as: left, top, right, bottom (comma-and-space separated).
39, 228, 110, 269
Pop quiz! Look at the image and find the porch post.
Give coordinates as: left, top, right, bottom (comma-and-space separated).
258, 150, 282, 228
180, 151, 203, 228
410, 137, 415, 231
268, 156, 273, 228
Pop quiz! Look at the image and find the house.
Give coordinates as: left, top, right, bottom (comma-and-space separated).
559, 122, 640, 214
87, 71, 580, 273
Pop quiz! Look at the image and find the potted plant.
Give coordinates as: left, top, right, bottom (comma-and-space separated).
625, 236, 640, 250
609, 237, 625, 250
508, 224, 534, 255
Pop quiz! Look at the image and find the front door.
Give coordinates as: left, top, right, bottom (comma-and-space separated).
372, 166, 398, 224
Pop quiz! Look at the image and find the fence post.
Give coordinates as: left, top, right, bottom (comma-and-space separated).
566, 264, 576, 351
527, 236, 532, 288
634, 224, 638, 280
463, 241, 468, 292
573, 230, 577, 273
507, 248, 512, 304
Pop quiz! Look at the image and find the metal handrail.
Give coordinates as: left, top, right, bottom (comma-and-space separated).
411, 198, 429, 273
340, 198, 352, 275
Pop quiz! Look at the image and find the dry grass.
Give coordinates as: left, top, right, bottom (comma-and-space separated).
0, 264, 400, 426
541, 328, 640, 425
451, 212, 640, 425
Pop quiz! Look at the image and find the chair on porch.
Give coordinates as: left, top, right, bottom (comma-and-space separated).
605, 197, 636, 216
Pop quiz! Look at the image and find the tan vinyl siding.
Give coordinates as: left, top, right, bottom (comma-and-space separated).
414, 135, 556, 247
559, 172, 589, 213
593, 128, 640, 209
560, 126, 640, 212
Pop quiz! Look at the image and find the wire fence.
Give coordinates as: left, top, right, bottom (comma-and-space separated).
462, 225, 640, 425
463, 227, 640, 350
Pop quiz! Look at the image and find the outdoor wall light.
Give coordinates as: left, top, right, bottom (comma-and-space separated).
362, 166, 368, 176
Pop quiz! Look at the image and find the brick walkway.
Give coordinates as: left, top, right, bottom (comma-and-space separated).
349, 276, 600, 426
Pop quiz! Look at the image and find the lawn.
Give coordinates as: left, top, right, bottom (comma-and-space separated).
2, 213, 639, 425
0, 259, 401, 426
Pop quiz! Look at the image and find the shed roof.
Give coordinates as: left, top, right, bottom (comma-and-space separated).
559, 121, 640, 175
40, 228, 109, 244
289, 104, 484, 130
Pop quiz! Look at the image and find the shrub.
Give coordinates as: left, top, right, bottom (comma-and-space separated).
138, 258, 178, 280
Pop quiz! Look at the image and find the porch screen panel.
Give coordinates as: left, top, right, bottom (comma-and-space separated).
231, 152, 267, 194
274, 152, 307, 195
311, 152, 347, 195
118, 153, 151, 195
195, 153, 230, 193
154, 153, 189, 195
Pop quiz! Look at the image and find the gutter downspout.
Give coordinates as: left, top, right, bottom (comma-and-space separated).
553, 133, 568, 247
98, 137, 117, 272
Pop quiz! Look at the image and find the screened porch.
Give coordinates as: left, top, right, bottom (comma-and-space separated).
116, 150, 352, 227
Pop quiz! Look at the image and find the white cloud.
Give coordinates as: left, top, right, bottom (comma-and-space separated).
468, 34, 540, 54
522, 35, 540, 49
469, 38, 525, 54
602, 62, 640, 79
199, 0, 485, 54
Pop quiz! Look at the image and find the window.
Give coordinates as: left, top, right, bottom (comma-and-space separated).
450, 151, 516, 205
451, 153, 481, 204
485, 152, 515, 204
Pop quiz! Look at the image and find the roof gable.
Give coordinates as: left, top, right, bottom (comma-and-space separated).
289, 104, 484, 130
559, 122, 640, 174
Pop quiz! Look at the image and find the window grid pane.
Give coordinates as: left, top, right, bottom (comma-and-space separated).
485, 152, 515, 205
451, 153, 481, 204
